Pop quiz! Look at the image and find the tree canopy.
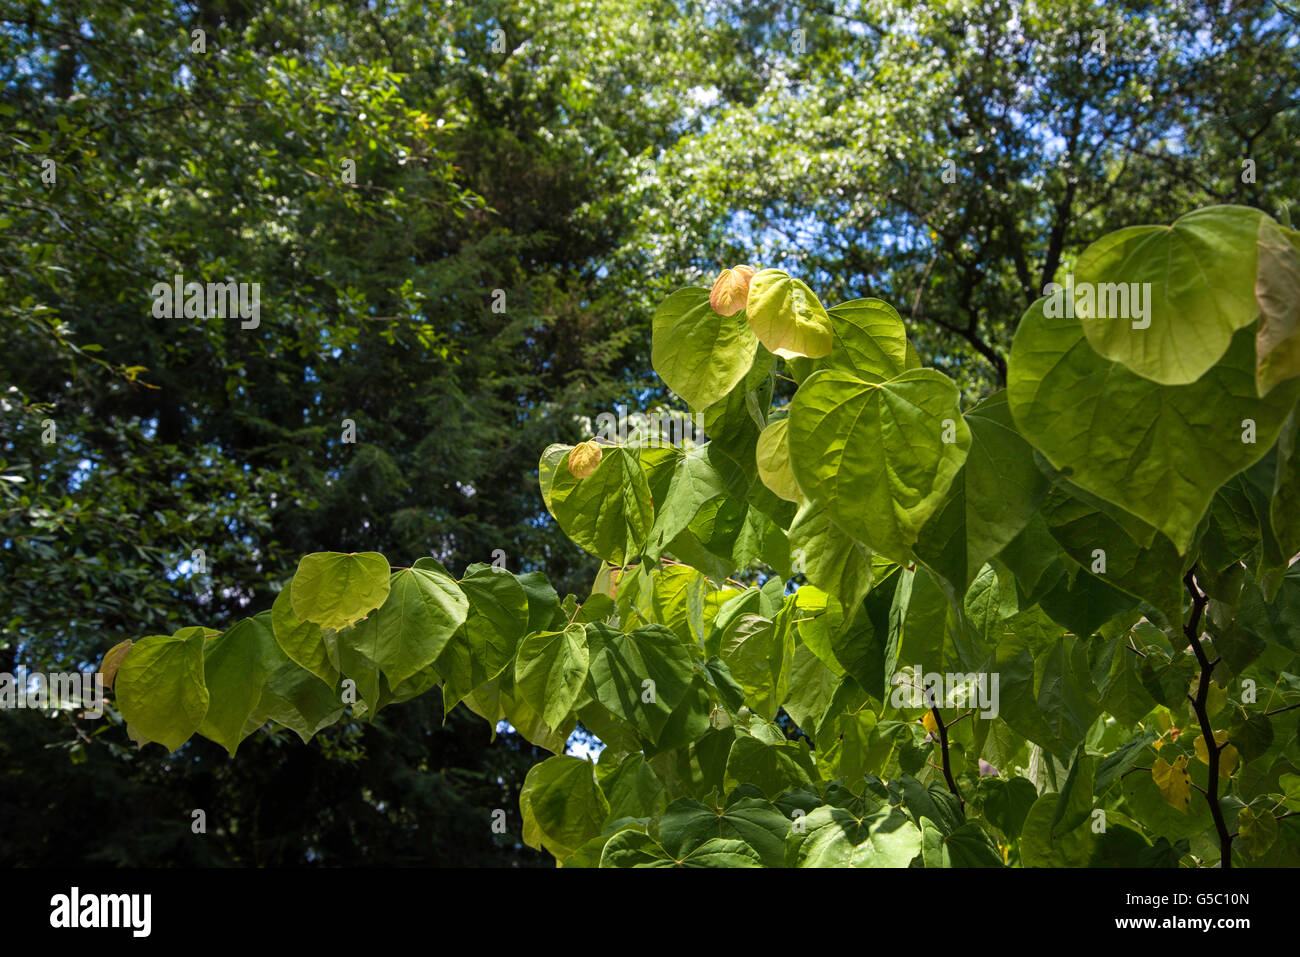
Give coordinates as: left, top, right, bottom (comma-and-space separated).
2, 0, 1298, 868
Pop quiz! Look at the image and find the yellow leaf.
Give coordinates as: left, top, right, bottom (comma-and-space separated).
99, 639, 134, 690
1193, 730, 1239, 777
568, 441, 603, 479
1151, 755, 1192, 812
709, 264, 756, 317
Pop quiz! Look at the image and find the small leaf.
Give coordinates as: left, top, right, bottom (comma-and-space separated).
1237, 805, 1279, 859
709, 264, 756, 316
568, 440, 603, 479
99, 639, 133, 690
1192, 730, 1239, 777
1151, 755, 1191, 812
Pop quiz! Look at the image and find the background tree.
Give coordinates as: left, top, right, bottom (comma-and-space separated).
2, 0, 1297, 865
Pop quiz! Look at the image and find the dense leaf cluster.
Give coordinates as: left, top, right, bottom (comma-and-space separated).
108, 204, 1300, 867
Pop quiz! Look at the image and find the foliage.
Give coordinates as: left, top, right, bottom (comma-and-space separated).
102, 202, 1300, 867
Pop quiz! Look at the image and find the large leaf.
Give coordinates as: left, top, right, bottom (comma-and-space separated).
1039, 485, 1184, 627
435, 563, 530, 713
255, 658, 345, 744
915, 390, 1049, 590
586, 623, 697, 748
651, 286, 759, 410
600, 830, 764, 867
788, 368, 971, 562
519, 755, 610, 861
540, 444, 653, 565
515, 624, 590, 730
787, 804, 922, 867
1073, 205, 1266, 384
596, 752, 667, 821
289, 551, 391, 631
787, 500, 874, 611
657, 796, 791, 867
115, 626, 210, 753
820, 298, 909, 381
745, 268, 833, 359
198, 613, 282, 756
350, 565, 468, 688
723, 733, 817, 797
1008, 298, 1300, 553
719, 612, 792, 720
645, 444, 746, 560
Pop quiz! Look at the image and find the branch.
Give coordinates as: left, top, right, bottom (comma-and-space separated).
929, 703, 965, 812
1183, 568, 1233, 868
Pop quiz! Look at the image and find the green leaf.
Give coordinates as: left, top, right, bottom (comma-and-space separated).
435, 563, 530, 714
994, 612, 1100, 760
270, 585, 338, 687
830, 566, 898, 700
256, 658, 345, 744
1237, 804, 1279, 859
719, 612, 791, 719
595, 752, 667, 821
1008, 298, 1300, 553
290, 551, 391, 631
115, 626, 210, 753
1018, 791, 1098, 866
745, 269, 833, 359
645, 444, 746, 560
587, 623, 697, 748
1073, 205, 1266, 384
819, 298, 909, 381
651, 286, 758, 409
540, 444, 653, 564
515, 624, 590, 730
789, 368, 970, 562
354, 565, 468, 688
755, 417, 804, 503
1272, 409, 1300, 556
599, 829, 764, 867
723, 732, 817, 797
788, 804, 922, 867
658, 796, 791, 867
520, 755, 610, 861
921, 820, 1004, 867
198, 613, 282, 756
1040, 485, 1184, 627
787, 500, 874, 611
977, 775, 1038, 839
915, 390, 1049, 590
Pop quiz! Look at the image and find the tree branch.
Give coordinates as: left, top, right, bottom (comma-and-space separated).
1183, 567, 1233, 868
